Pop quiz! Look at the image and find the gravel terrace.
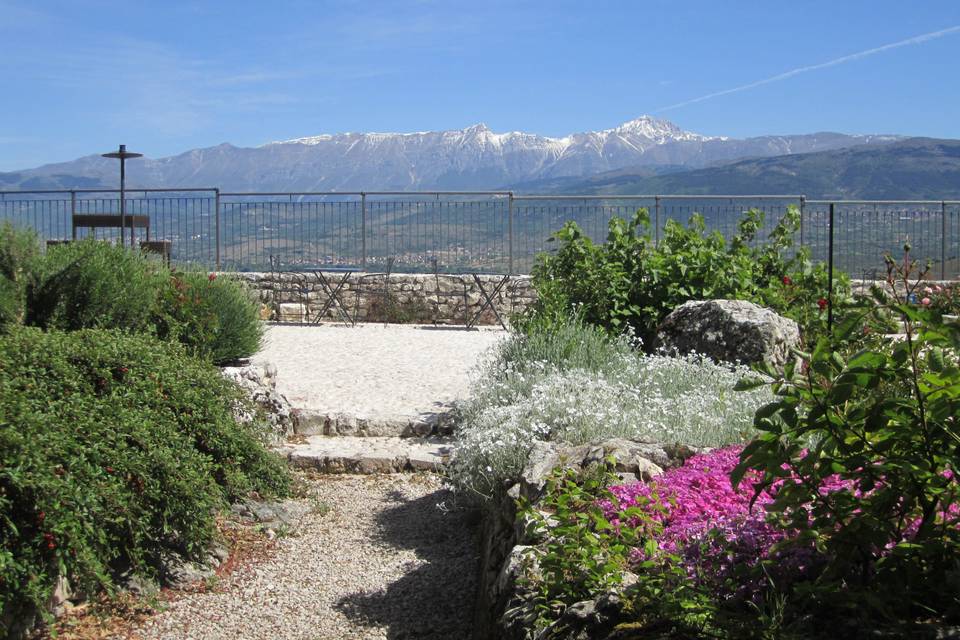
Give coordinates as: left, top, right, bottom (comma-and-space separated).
252, 323, 505, 425
131, 324, 504, 640
134, 474, 478, 640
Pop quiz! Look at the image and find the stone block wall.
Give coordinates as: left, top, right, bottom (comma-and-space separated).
234, 271, 537, 325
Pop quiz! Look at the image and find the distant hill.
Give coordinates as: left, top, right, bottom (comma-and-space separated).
521, 138, 960, 199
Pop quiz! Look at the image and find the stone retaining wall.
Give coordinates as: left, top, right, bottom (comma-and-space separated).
235, 272, 537, 325
234, 275, 953, 326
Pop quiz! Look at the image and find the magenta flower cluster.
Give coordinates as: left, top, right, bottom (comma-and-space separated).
604, 446, 776, 555
602, 446, 959, 601
602, 446, 824, 599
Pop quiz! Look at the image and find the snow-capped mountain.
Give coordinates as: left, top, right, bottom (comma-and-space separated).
0, 116, 900, 192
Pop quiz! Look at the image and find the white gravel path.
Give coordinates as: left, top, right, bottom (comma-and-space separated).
134, 474, 478, 640
131, 324, 501, 639
252, 324, 505, 424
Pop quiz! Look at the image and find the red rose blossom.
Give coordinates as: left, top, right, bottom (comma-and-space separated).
817, 298, 828, 310
782, 276, 793, 286
208, 273, 217, 281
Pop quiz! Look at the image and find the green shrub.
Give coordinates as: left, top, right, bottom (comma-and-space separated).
0, 327, 289, 631
514, 462, 667, 632
26, 240, 168, 333
21, 242, 263, 364
530, 206, 853, 349
0, 223, 42, 328
159, 271, 264, 364
733, 250, 960, 627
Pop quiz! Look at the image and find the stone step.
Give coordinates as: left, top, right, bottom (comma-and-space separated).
279, 435, 454, 474
295, 409, 455, 438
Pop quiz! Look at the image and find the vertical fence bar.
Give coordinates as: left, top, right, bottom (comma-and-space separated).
942, 200, 947, 280
654, 195, 661, 245
508, 193, 514, 275
828, 202, 835, 332
70, 191, 77, 240
361, 192, 367, 269
214, 189, 221, 271
799, 195, 805, 250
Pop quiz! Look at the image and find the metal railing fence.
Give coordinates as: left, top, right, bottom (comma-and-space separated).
1, 189, 958, 279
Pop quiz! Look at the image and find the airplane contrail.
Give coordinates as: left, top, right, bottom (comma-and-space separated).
656, 25, 960, 112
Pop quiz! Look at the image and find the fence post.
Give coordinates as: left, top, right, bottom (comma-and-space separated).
942, 200, 947, 280
828, 202, 835, 332
214, 189, 221, 271
361, 192, 367, 270
508, 193, 514, 275
654, 195, 661, 245
799, 195, 805, 250
70, 190, 77, 240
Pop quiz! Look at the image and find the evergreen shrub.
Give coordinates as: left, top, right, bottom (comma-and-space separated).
0, 328, 289, 631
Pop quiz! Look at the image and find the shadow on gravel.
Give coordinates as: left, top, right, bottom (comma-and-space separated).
334, 486, 481, 639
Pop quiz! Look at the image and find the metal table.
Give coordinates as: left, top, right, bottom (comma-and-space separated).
466, 273, 511, 330
310, 268, 361, 325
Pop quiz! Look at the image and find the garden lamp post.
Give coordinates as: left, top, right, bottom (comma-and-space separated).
101, 144, 142, 247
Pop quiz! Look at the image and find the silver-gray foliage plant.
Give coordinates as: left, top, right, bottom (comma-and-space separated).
448, 318, 772, 499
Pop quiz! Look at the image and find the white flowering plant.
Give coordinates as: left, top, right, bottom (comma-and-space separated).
447, 317, 772, 500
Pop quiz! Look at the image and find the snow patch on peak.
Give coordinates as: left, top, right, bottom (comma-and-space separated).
606, 115, 721, 143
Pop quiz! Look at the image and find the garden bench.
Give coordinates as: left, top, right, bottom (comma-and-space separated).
72, 214, 151, 241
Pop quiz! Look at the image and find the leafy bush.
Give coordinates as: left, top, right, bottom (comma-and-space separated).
0, 223, 42, 329
510, 252, 960, 638
530, 206, 852, 349
0, 327, 289, 631
515, 462, 666, 632
26, 240, 168, 333
159, 271, 264, 364
448, 316, 770, 499
21, 241, 262, 364
732, 249, 960, 629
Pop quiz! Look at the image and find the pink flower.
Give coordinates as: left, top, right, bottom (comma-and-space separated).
922, 297, 932, 306
924, 286, 933, 294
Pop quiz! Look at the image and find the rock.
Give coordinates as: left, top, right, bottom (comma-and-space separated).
221, 363, 298, 440
633, 456, 663, 481
115, 568, 160, 597
232, 497, 312, 534
562, 600, 597, 623
656, 299, 800, 371
285, 435, 453, 473
47, 574, 73, 617
495, 545, 536, 602
161, 554, 216, 590
519, 441, 561, 501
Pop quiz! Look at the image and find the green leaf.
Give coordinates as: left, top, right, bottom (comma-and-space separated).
734, 376, 768, 391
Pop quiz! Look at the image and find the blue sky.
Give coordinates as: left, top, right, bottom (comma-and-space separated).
2, 0, 959, 171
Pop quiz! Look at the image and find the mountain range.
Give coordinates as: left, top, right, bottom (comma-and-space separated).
519, 137, 960, 200
0, 116, 903, 193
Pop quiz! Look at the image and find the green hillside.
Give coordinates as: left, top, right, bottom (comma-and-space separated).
534, 138, 960, 199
